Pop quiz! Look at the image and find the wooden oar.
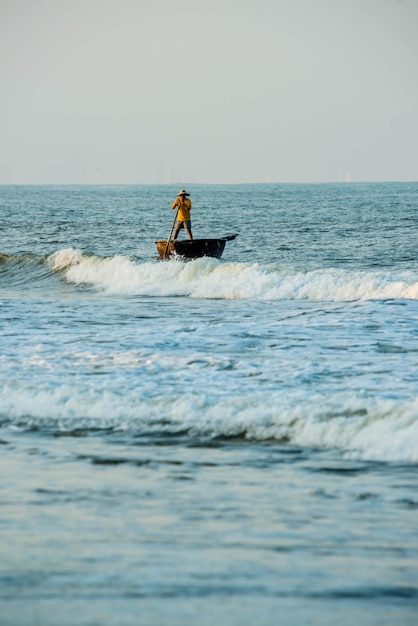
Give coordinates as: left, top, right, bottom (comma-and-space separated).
162, 209, 178, 259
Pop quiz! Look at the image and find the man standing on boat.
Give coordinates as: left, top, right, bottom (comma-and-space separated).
171, 189, 193, 240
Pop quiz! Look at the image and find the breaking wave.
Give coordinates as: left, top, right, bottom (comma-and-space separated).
1, 382, 417, 464
45, 248, 418, 301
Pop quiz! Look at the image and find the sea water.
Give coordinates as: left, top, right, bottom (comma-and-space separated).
0, 183, 417, 625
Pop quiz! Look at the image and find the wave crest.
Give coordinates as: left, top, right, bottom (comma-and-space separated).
47, 248, 418, 301
1, 248, 416, 302
1, 384, 417, 463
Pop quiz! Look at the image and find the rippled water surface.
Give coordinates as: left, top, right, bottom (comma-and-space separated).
1, 183, 417, 625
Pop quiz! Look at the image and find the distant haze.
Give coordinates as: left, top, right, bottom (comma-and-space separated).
1, 0, 417, 184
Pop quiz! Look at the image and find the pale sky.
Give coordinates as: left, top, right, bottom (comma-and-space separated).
1, 0, 417, 184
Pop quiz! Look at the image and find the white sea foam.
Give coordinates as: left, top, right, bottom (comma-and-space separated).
48, 247, 84, 270
2, 383, 417, 464
49, 249, 418, 301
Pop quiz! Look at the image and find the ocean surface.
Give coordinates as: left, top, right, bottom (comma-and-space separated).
1, 183, 417, 625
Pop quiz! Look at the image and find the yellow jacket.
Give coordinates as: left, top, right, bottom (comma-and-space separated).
171, 197, 192, 221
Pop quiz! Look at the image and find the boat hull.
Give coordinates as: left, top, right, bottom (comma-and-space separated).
155, 236, 236, 260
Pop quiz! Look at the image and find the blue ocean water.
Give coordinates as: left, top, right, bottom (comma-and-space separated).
1, 183, 417, 625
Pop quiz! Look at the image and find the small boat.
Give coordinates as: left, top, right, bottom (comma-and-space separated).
155, 235, 238, 260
